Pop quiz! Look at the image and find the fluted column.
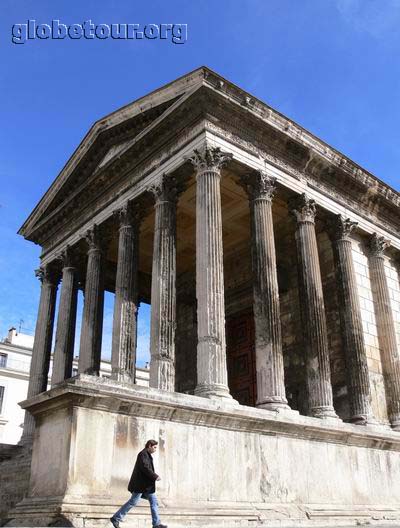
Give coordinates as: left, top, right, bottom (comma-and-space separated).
21, 264, 58, 442
241, 171, 288, 409
329, 215, 374, 423
111, 203, 140, 383
290, 194, 337, 418
368, 233, 400, 430
52, 247, 78, 386
148, 175, 181, 391
79, 225, 105, 375
189, 145, 233, 400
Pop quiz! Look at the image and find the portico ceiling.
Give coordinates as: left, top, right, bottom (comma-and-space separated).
106, 169, 291, 276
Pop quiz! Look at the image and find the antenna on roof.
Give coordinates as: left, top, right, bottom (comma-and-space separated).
18, 319, 24, 333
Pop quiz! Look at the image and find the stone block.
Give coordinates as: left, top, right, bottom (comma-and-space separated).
6, 377, 400, 527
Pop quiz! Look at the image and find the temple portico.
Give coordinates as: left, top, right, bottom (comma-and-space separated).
7, 67, 400, 527
21, 139, 400, 429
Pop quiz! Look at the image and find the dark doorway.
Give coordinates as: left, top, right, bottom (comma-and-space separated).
226, 311, 257, 406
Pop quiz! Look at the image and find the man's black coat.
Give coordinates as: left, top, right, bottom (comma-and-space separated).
128, 448, 159, 494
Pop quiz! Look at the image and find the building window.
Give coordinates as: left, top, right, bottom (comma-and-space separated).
0, 353, 7, 368
0, 386, 4, 414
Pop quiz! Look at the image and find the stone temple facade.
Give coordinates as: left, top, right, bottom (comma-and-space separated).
4, 67, 400, 527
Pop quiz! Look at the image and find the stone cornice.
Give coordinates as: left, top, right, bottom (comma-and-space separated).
20, 76, 400, 262
20, 376, 400, 451
19, 74, 204, 239
20, 66, 400, 248
201, 70, 400, 210
34, 111, 205, 258
22, 87, 204, 248
204, 117, 400, 239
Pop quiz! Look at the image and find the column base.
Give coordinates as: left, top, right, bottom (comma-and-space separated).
349, 413, 378, 426
111, 368, 134, 384
18, 434, 34, 447
256, 397, 291, 412
310, 406, 339, 420
194, 383, 237, 403
390, 418, 400, 432
149, 357, 175, 392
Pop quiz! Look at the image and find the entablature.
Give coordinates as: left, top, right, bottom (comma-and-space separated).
20, 67, 400, 262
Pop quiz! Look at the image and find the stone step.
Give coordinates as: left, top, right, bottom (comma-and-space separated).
0, 443, 32, 525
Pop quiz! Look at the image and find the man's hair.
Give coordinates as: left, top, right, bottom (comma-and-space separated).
145, 439, 158, 448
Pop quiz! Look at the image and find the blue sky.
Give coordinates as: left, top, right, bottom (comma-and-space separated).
1, 0, 399, 365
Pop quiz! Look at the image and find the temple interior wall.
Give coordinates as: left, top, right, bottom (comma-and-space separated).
385, 256, 400, 349
175, 272, 197, 395
174, 213, 400, 424
351, 235, 390, 423
318, 230, 349, 419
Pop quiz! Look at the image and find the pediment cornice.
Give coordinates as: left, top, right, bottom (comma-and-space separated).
20, 66, 400, 247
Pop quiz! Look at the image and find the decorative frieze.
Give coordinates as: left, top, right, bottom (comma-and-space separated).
189, 145, 233, 400
290, 194, 337, 418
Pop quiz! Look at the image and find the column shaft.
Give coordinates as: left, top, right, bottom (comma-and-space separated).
52, 250, 78, 386
149, 178, 178, 391
22, 265, 58, 442
189, 146, 232, 399
330, 216, 374, 423
79, 226, 104, 375
290, 194, 337, 418
369, 234, 400, 430
111, 205, 139, 383
243, 171, 288, 409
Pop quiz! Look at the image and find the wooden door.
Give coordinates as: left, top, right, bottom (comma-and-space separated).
226, 312, 256, 406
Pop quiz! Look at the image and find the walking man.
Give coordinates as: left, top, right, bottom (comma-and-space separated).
110, 439, 167, 528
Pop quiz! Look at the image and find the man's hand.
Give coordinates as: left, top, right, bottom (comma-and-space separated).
156, 477, 161, 481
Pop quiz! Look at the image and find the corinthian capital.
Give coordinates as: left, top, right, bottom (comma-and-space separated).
35, 264, 59, 285
85, 224, 104, 252
188, 145, 233, 174
369, 233, 390, 258
55, 245, 77, 269
114, 201, 142, 229
240, 170, 276, 201
327, 215, 358, 242
289, 193, 317, 224
147, 173, 185, 204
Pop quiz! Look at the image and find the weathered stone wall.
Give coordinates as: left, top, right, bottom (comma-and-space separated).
385, 256, 400, 350
175, 272, 197, 394
318, 230, 349, 420
174, 222, 399, 425
276, 227, 307, 415
224, 245, 252, 316
9, 378, 400, 528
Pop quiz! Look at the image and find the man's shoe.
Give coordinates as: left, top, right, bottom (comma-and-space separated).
110, 517, 120, 528
154, 524, 167, 528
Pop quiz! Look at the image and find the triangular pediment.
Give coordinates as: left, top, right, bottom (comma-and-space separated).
19, 66, 210, 238
19, 66, 400, 245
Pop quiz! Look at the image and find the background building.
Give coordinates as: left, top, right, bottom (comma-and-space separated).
0, 327, 149, 445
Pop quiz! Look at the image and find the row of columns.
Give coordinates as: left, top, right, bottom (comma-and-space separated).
22, 145, 400, 443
